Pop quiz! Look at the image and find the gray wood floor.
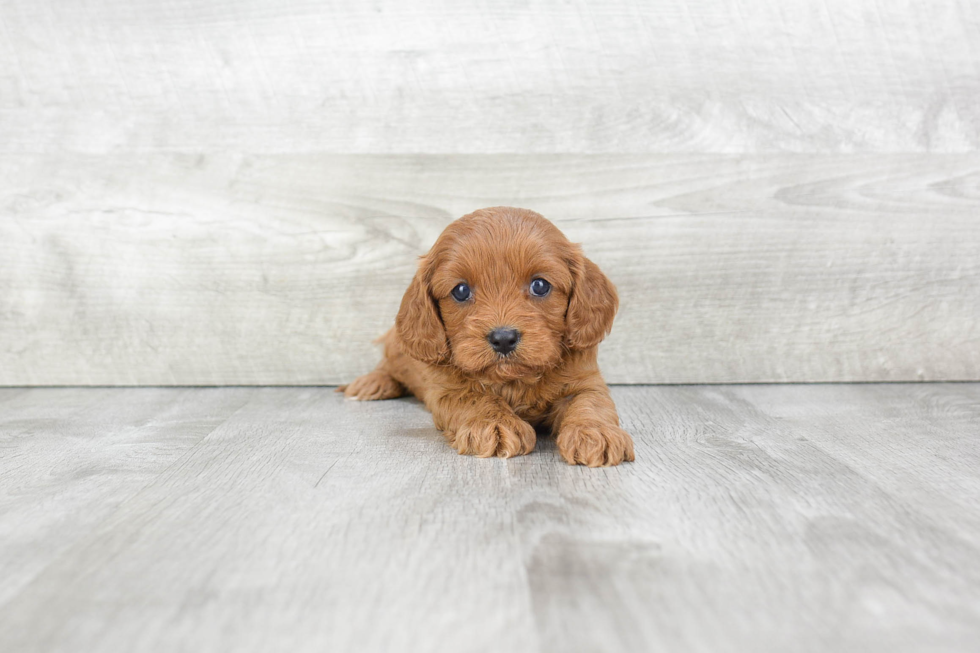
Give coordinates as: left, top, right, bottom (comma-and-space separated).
1, 384, 979, 653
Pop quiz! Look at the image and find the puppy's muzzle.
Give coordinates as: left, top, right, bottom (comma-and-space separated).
487, 327, 521, 355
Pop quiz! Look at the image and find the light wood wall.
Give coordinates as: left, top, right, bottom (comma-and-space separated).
1, 0, 978, 384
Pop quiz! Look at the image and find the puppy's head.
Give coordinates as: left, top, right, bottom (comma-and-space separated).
396, 207, 618, 381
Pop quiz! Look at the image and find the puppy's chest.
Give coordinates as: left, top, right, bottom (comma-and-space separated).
491, 383, 562, 422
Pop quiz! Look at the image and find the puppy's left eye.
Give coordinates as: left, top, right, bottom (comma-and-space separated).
451, 282, 472, 302
529, 278, 551, 297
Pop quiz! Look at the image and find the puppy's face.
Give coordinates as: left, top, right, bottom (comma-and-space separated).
430, 224, 573, 381
396, 208, 618, 382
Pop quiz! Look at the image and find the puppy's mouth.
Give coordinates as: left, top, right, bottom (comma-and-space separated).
449, 333, 557, 382
492, 353, 523, 368
477, 352, 544, 382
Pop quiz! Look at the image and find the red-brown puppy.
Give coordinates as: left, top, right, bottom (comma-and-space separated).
339, 207, 634, 467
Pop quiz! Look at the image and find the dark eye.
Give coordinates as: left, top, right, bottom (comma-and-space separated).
451, 282, 471, 302
529, 278, 551, 297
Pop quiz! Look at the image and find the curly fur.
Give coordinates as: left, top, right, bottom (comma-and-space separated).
339, 207, 634, 467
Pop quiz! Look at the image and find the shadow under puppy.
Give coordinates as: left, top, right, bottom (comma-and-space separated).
339, 207, 634, 467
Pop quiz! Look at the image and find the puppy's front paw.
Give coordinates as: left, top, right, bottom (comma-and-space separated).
447, 416, 536, 459
557, 423, 635, 467
338, 371, 404, 401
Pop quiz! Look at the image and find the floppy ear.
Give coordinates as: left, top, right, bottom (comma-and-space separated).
565, 250, 619, 350
395, 255, 449, 364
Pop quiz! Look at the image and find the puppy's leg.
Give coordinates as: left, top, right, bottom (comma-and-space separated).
431, 392, 535, 459
338, 367, 405, 401
552, 383, 634, 467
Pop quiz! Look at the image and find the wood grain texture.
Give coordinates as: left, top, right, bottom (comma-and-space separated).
2, 153, 978, 385
1, 0, 979, 153
0, 388, 253, 609
1, 384, 979, 652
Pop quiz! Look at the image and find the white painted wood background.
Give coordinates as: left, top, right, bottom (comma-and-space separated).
1, 0, 979, 384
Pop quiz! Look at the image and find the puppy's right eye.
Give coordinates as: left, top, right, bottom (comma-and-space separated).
451, 283, 472, 302
529, 278, 552, 297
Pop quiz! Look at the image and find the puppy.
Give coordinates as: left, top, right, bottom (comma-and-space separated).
339, 207, 634, 467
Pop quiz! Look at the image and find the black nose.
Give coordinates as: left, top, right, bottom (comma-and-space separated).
487, 327, 521, 355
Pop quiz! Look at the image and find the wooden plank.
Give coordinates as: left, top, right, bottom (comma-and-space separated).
2, 153, 979, 385
0, 0, 978, 154
0, 389, 539, 653
531, 384, 980, 652
729, 383, 980, 541
1, 385, 979, 652
0, 387, 252, 609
